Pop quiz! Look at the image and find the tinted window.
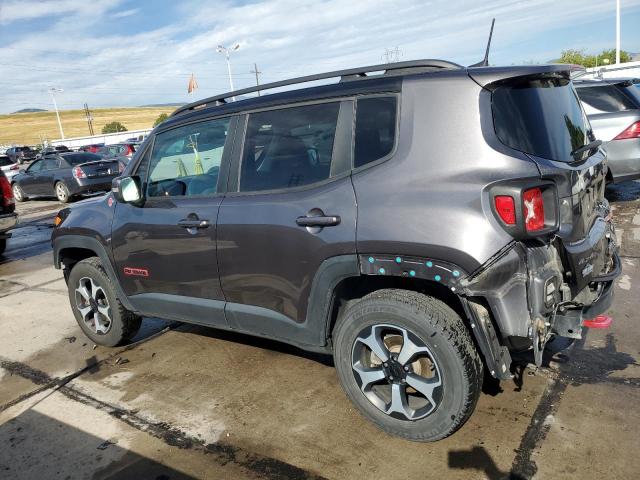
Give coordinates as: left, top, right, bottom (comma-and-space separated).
43, 158, 60, 170
240, 103, 340, 192
0, 157, 13, 167
492, 76, 591, 163
576, 84, 637, 112
64, 153, 102, 165
27, 160, 44, 172
146, 117, 230, 197
354, 96, 397, 168
17, 147, 31, 152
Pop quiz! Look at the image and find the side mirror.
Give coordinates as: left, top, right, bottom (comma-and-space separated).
112, 176, 142, 204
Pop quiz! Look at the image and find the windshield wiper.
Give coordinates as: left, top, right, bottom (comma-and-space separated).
571, 139, 602, 160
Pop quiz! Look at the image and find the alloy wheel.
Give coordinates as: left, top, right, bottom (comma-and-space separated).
74, 277, 112, 334
56, 183, 68, 202
351, 324, 443, 421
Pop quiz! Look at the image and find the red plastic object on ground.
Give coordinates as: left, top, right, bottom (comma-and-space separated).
583, 315, 613, 329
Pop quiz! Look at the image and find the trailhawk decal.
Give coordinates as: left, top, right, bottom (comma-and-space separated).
123, 267, 149, 277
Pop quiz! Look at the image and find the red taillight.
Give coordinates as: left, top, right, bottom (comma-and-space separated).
613, 121, 640, 140
523, 187, 545, 232
494, 196, 516, 225
0, 176, 14, 206
72, 166, 86, 179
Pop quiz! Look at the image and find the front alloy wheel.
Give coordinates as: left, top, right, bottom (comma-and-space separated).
75, 276, 112, 334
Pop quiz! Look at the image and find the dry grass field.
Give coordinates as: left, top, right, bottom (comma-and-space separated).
0, 107, 177, 146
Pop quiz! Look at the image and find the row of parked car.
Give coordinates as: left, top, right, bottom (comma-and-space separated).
0, 140, 142, 204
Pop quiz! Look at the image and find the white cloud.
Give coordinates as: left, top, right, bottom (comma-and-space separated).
1, 0, 640, 114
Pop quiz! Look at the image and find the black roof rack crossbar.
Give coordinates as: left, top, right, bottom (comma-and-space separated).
172, 59, 462, 117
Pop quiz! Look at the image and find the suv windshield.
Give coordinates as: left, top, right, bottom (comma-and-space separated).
492, 75, 591, 163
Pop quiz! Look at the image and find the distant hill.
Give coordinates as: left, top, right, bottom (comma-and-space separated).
12, 108, 47, 114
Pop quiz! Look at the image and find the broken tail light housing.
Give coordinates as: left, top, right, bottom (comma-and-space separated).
72, 166, 86, 179
613, 121, 640, 140
490, 180, 558, 239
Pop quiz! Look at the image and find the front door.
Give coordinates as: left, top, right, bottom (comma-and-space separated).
111, 115, 236, 327
20, 159, 45, 196
217, 101, 357, 345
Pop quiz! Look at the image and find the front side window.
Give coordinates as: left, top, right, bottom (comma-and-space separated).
146, 117, 230, 197
240, 102, 340, 192
354, 96, 397, 168
27, 160, 44, 173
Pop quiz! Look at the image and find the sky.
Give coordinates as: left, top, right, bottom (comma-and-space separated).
1, 0, 640, 114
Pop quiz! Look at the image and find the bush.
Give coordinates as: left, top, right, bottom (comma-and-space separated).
153, 113, 169, 127
102, 121, 128, 134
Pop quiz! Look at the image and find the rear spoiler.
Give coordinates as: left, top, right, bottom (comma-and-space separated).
468, 64, 585, 88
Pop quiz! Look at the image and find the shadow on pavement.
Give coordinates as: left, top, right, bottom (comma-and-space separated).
449, 446, 525, 480
0, 409, 195, 480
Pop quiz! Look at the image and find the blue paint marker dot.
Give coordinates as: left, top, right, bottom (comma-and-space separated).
395, 256, 402, 263
409, 270, 416, 277
426, 261, 433, 268
379, 267, 386, 275
368, 256, 375, 264
434, 275, 441, 281
453, 270, 460, 277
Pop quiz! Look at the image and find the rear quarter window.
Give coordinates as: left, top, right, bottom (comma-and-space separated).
575, 84, 638, 113
354, 96, 398, 168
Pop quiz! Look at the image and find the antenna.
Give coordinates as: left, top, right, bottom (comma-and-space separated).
469, 18, 495, 67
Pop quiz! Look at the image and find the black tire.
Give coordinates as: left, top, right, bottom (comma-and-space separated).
55, 181, 71, 203
67, 257, 141, 346
12, 183, 27, 202
333, 289, 483, 442
0, 238, 6, 255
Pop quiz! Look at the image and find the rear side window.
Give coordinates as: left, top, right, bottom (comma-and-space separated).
240, 102, 340, 192
146, 117, 230, 197
492, 76, 591, 163
354, 96, 397, 168
576, 84, 638, 113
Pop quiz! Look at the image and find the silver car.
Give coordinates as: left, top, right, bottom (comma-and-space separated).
574, 78, 640, 183
0, 155, 21, 181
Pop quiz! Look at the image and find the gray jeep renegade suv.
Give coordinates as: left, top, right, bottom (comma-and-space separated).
52, 60, 620, 441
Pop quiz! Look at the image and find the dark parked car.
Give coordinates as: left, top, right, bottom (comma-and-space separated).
79, 143, 105, 154
96, 143, 137, 160
574, 77, 640, 182
52, 60, 619, 441
12, 152, 121, 203
5, 146, 37, 164
0, 169, 17, 255
36, 145, 70, 160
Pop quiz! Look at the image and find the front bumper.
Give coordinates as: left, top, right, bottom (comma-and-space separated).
0, 212, 18, 237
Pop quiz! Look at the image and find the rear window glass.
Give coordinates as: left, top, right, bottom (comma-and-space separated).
575, 84, 638, 112
354, 96, 397, 168
492, 76, 591, 163
63, 153, 102, 165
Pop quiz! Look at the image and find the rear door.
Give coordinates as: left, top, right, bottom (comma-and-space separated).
217, 100, 356, 345
111, 115, 238, 326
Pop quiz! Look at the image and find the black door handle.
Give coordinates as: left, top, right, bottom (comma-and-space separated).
296, 215, 341, 227
178, 219, 210, 229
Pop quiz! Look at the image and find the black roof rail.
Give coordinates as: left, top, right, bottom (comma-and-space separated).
171, 59, 462, 117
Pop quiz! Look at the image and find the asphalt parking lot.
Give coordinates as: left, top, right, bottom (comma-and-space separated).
1, 185, 639, 480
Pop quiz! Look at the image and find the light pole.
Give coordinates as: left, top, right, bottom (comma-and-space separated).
48, 87, 65, 139
615, 0, 620, 64
216, 43, 240, 100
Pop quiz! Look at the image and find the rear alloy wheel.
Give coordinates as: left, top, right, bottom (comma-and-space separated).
12, 184, 27, 202
333, 289, 483, 441
67, 257, 142, 346
55, 181, 71, 203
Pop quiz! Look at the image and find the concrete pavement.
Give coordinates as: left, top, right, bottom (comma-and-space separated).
0, 186, 638, 480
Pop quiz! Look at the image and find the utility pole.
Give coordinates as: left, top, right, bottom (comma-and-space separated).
216, 43, 240, 100
382, 46, 402, 64
615, 0, 621, 64
250, 63, 262, 96
48, 87, 65, 139
84, 103, 95, 136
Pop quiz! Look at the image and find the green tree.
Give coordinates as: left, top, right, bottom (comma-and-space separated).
102, 121, 127, 134
153, 112, 169, 127
557, 48, 632, 68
